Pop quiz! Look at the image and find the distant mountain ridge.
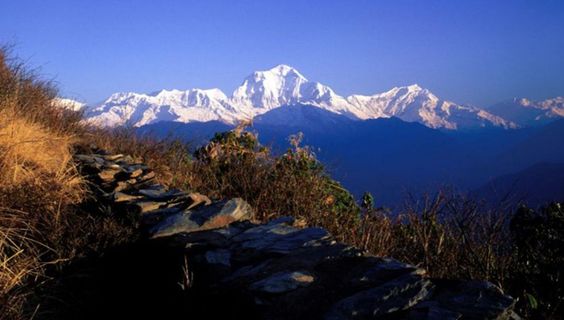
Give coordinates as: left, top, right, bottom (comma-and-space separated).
471, 162, 564, 207
80, 65, 523, 130
138, 111, 564, 207
54, 97, 87, 112
487, 97, 564, 127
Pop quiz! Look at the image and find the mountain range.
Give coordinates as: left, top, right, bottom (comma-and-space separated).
487, 97, 564, 127
78, 64, 562, 130
62, 65, 564, 207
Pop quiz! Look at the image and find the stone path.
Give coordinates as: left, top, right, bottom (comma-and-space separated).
74, 148, 517, 320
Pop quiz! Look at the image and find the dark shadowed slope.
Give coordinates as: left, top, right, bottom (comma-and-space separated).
493, 119, 564, 174
252, 107, 459, 205
137, 120, 232, 147
471, 162, 564, 207
488, 99, 550, 127
487, 98, 564, 127
137, 109, 564, 207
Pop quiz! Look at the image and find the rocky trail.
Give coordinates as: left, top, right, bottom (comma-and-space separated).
52, 147, 518, 319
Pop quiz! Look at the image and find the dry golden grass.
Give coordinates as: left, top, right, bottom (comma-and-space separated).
0, 107, 81, 188
0, 211, 47, 319
0, 47, 140, 318
0, 48, 89, 319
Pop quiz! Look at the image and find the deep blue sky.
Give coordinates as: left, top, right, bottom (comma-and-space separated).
1, 0, 563, 106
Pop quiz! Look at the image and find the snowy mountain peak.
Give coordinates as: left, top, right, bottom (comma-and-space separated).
407, 84, 423, 92
232, 65, 317, 110
105, 91, 139, 102
153, 89, 181, 96
488, 97, 564, 126
84, 66, 554, 130
383, 84, 430, 99
514, 97, 532, 106
347, 85, 513, 129
53, 98, 86, 112
265, 64, 307, 80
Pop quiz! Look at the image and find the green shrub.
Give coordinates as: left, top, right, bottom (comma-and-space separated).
188, 128, 360, 228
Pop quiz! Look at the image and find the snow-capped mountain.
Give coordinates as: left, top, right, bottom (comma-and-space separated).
231, 65, 364, 119
487, 97, 564, 127
83, 64, 517, 129
86, 88, 239, 127
53, 98, 86, 112
347, 85, 513, 129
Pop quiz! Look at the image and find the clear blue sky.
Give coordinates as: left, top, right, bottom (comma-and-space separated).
1, 0, 563, 106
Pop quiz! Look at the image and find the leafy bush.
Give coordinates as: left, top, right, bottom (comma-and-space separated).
188, 128, 360, 230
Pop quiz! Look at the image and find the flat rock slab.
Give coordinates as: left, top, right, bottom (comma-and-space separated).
185, 192, 212, 209
128, 168, 144, 178
325, 272, 433, 319
113, 192, 143, 202
426, 280, 516, 320
98, 168, 121, 181
102, 154, 124, 161
150, 198, 252, 238
131, 201, 168, 214
138, 188, 186, 201
205, 249, 232, 267
140, 206, 183, 226
137, 171, 156, 182
250, 271, 315, 294
231, 222, 329, 255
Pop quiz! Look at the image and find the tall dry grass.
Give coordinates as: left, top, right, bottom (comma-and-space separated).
0, 47, 124, 319
0, 47, 147, 318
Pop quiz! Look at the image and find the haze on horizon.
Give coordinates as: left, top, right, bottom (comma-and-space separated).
1, 0, 563, 107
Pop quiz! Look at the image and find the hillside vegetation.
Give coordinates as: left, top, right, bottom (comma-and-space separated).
0, 48, 562, 319
0, 49, 134, 319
